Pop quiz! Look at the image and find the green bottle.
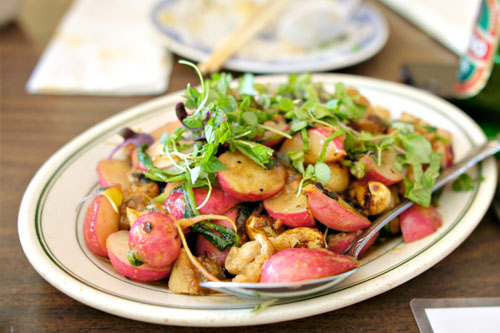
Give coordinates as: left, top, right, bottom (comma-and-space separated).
454, 0, 500, 135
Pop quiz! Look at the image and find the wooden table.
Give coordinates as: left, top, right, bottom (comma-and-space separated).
1, 1, 499, 331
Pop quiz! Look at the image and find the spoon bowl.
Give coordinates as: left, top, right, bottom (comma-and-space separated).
201, 269, 357, 300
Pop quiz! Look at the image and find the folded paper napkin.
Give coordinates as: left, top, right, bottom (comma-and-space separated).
26, 0, 172, 96
380, 0, 480, 55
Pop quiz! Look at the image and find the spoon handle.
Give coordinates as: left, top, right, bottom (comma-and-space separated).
346, 136, 500, 259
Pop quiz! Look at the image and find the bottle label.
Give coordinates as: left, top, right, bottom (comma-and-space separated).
455, 0, 499, 97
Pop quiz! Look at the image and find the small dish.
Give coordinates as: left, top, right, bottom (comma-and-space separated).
151, 0, 388, 73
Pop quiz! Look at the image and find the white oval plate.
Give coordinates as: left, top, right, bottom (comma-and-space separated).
19, 74, 497, 326
151, 0, 388, 73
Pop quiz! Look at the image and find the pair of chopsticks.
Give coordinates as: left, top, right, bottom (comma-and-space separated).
198, 0, 292, 75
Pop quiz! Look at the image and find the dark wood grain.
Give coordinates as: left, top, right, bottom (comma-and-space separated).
1, 1, 499, 331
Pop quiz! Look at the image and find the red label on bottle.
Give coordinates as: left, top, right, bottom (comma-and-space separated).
468, 29, 494, 62
455, 0, 499, 97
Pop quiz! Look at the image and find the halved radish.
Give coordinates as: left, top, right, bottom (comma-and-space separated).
327, 230, 378, 257
217, 151, 286, 201
263, 180, 315, 228
279, 132, 304, 156
303, 184, 371, 232
163, 189, 186, 219
128, 212, 181, 268
164, 187, 240, 219
148, 121, 181, 140
358, 150, 403, 186
83, 194, 120, 257
306, 127, 346, 164
130, 142, 180, 172
260, 248, 358, 283
107, 231, 172, 282
400, 204, 442, 243
194, 188, 240, 215
324, 162, 350, 193
97, 159, 132, 191
279, 128, 346, 164
260, 117, 290, 147
146, 139, 181, 170
195, 208, 238, 266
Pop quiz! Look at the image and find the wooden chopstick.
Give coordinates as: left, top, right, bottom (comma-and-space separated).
198, 0, 292, 75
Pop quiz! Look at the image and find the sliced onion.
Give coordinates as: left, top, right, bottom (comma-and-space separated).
108, 129, 154, 159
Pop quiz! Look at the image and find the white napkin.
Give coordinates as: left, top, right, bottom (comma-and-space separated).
26, 0, 172, 96
380, 0, 480, 55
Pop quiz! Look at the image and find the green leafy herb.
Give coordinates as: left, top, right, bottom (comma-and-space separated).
182, 182, 199, 218
134, 62, 446, 212
301, 128, 309, 153
238, 73, 256, 95
452, 173, 484, 191
314, 162, 331, 185
403, 152, 441, 207
153, 193, 168, 203
127, 250, 143, 266
279, 97, 295, 111
230, 139, 274, 169
317, 131, 344, 163
350, 159, 366, 179
190, 221, 240, 251
333, 82, 366, 120
290, 119, 308, 132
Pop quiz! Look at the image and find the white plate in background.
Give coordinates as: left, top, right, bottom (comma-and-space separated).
151, 0, 388, 73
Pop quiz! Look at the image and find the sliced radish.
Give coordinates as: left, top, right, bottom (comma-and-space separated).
83, 194, 120, 257
260, 248, 358, 283
107, 231, 172, 282
97, 159, 132, 191
358, 150, 403, 186
303, 184, 370, 232
400, 204, 442, 243
263, 180, 314, 228
217, 151, 286, 201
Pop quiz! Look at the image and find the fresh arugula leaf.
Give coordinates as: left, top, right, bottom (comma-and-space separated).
189, 166, 202, 184
350, 159, 366, 179
181, 182, 199, 217
279, 97, 295, 111
301, 128, 309, 153
201, 156, 227, 173
238, 73, 256, 95
191, 221, 240, 251
242, 111, 258, 126
183, 118, 203, 129
153, 193, 168, 203
404, 153, 441, 207
314, 162, 331, 185
231, 139, 274, 169
392, 121, 414, 135
287, 151, 305, 174
290, 120, 308, 132
312, 103, 331, 119
452, 173, 484, 191
333, 82, 366, 120
317, 131, 344, 163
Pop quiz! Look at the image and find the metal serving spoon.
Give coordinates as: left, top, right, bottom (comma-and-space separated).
201, 137, 500, 300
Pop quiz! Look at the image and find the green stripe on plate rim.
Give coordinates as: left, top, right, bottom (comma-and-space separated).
34, 81, 481, 309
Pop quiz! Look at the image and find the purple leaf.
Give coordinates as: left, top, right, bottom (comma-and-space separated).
108, 128, 154, 159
